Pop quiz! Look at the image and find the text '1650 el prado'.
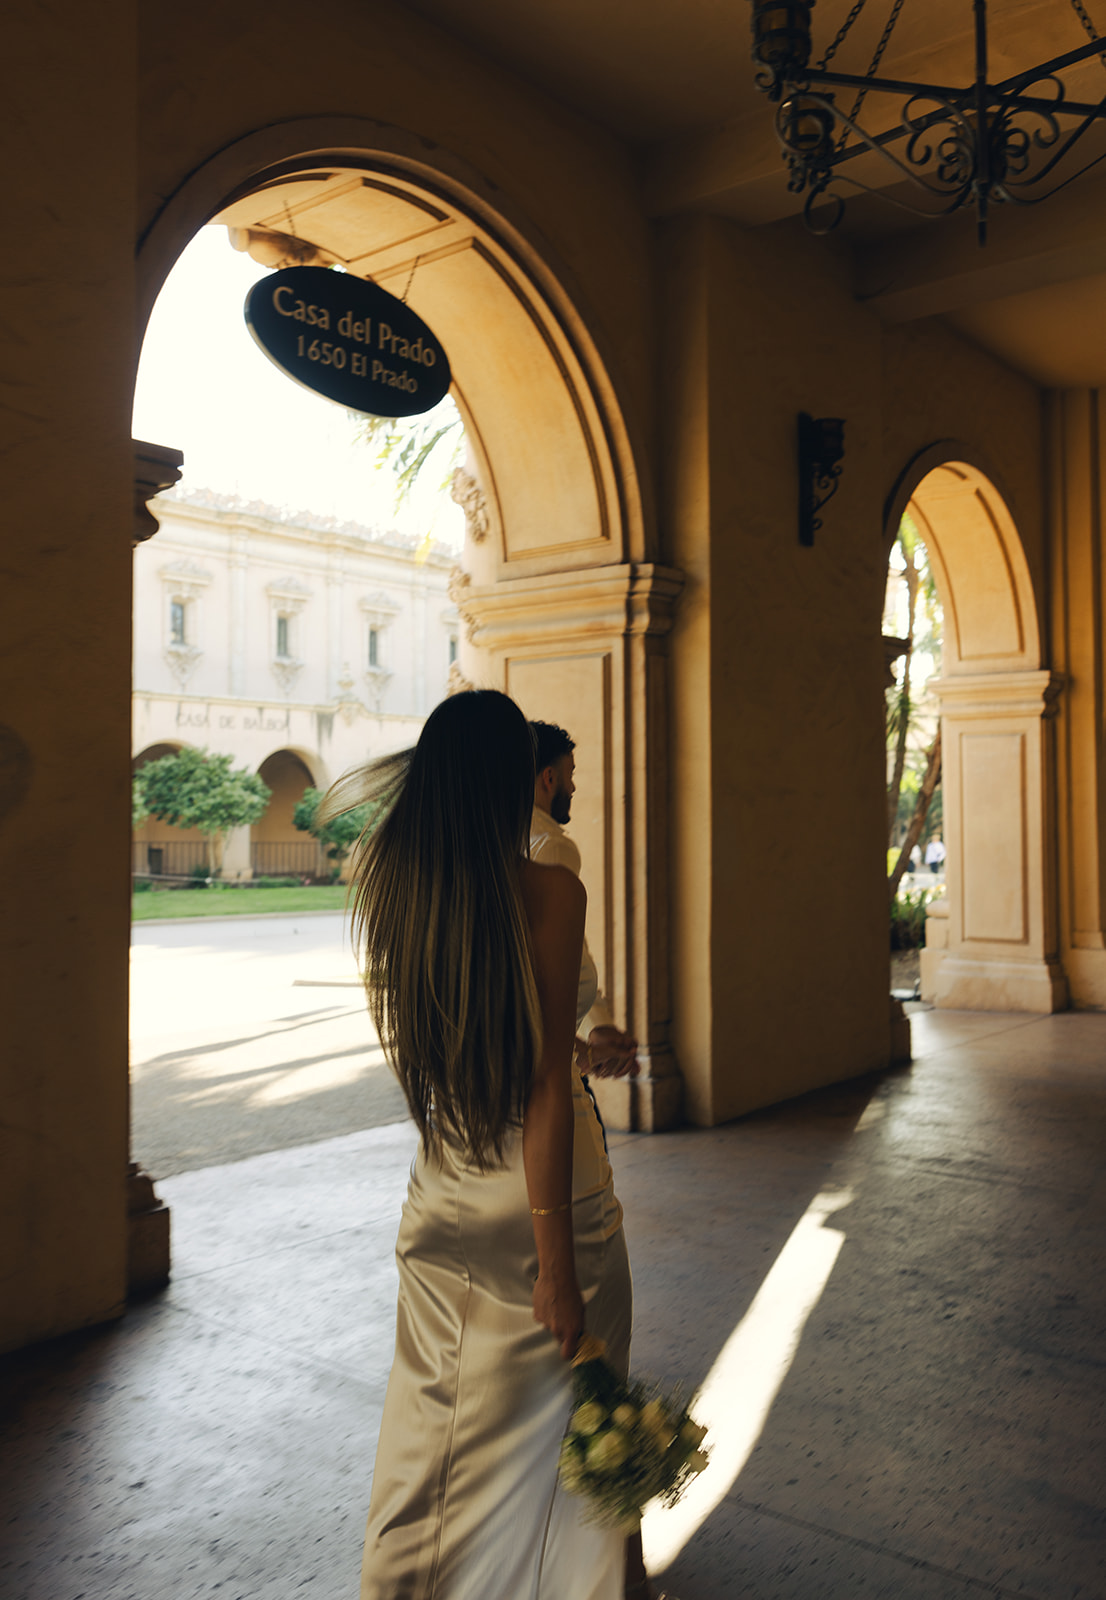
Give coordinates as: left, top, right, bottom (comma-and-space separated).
244, 265, 452, 419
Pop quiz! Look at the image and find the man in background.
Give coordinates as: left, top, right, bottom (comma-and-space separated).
529, 720, 637, 1079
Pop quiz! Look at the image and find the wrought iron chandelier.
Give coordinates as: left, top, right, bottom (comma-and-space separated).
751, 0, 1106, 243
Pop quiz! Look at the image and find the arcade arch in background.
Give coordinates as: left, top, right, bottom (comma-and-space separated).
136, 119, 650, 583
884, 446, 1063, 1012
131, 741, 208, 877
252, 748, 328, 878
884, 447, 1042, 675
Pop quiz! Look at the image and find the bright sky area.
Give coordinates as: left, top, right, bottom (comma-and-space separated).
132, 227, 464, 548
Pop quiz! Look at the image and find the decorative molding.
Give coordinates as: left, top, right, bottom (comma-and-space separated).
456, 564, 684, 651
164, 643, 203, 689
447, 662, 475, 697
931, 670, 1064, 721
358, 590, 400, 624
335, 662, 368, 725
363, 665, 393, 712
270, 657, 305, 698
160, 560, 213, 601
450, 467, 489, 543
266, 575, 313, 614
134, 439, 184, 546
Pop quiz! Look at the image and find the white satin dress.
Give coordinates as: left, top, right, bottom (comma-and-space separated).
361, 952, 631, 1600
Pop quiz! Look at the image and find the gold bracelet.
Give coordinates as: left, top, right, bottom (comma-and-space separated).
530, 1201, 572, 1215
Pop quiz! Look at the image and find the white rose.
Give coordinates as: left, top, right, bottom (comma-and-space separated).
587, 1428, 630, 1471
571, 1401, 606, 1436
641, 1399, 675, 1447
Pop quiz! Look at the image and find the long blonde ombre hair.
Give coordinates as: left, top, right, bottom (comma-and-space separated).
325, 690, 542, 1165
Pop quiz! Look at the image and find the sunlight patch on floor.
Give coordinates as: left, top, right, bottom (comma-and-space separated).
642, 1186, 852, 1573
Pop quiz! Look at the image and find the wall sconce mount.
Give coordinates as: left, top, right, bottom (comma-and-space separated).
798, 412, 845, 546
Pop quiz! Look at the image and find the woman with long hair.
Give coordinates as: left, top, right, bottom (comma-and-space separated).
330, 689, 634, 1599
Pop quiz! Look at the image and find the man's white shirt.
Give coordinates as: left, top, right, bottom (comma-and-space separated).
529, 805, 614, 1033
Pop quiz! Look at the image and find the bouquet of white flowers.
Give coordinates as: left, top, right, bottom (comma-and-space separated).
558, 1335, 709, 1532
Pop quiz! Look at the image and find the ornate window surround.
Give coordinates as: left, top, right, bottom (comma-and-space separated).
266, 575, 313, 698
359, 590, 398, 710
159, 559, 212, 689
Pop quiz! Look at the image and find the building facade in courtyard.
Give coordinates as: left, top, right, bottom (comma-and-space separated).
6, 0, 1106, 1353
132, 488, 456, 878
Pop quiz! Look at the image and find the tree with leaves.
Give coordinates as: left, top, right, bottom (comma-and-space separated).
885, 515, 944, 900
354, 394, 465, 510
133, 747, 270, 873
293, 786, 378, 876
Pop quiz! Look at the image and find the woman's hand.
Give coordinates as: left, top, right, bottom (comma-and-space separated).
533, 1267, 585, 1361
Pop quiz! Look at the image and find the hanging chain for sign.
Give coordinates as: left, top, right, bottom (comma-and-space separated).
400, 255, 422, 306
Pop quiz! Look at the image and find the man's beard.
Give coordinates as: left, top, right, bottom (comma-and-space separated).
550, 786, 572, 825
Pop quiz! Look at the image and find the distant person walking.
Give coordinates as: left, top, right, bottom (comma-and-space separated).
924, 836, 947, 875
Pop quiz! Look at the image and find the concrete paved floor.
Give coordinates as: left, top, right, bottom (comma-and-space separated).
131, 914, 407, 1175
3, 1007, 1105, 1599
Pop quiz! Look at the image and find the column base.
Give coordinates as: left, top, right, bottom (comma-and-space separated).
127, 1162, 171, 1296
889, 996, 913, 1065
935, 956, 1069, 1013
590, 1047, 683, 1133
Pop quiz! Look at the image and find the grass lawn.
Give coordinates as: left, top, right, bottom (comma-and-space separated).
132, 885, 350, 921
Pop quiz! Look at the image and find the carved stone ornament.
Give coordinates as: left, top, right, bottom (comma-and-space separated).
358, 590, 400, 625
447, 564, 472, 605
266, 576, 313, 615
164, 643, 203, 689
134, 440, 184, 545
447, 662, 475, 697
270, 657, 305, 698
334, 662, 367, 725
160, 560, 213, 601
363, 666, 393, 713
450, 468, 489, 543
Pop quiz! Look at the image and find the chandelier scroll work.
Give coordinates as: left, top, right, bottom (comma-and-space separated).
752, 0, 1106, 244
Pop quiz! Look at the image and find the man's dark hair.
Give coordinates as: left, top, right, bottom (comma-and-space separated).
529, 720, 575, 776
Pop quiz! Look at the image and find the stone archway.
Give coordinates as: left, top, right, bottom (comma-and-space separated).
136, 121, 682, 1127
132, 740, 208, 878
885, 446, 1066, 1012
250, 748, 326, 879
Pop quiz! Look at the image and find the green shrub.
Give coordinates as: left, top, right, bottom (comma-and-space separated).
133, 877, 154, 893
188, 862, 214, 884
252, 876, 301, 889
890, 887, 936, 950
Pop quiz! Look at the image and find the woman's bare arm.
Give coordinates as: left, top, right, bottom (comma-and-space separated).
519, 860, 587, 1360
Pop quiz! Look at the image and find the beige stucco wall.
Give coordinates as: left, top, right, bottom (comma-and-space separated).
5, 0, 1106, 1354
1, 0, 136, 1351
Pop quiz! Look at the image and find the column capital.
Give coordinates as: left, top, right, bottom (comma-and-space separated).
931, 669, 1064, 719
455, 562, 684, 650
133, 439, 183, 546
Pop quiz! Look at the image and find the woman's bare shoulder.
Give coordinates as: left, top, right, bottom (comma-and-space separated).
518, 857, 586, 920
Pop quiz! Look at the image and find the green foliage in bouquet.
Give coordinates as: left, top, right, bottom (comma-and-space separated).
558, 1336, 708, 1532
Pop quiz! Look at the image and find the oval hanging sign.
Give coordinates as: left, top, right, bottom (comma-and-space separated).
244, 266, 451, 419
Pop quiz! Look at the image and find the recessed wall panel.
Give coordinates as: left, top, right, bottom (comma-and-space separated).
961, 730, 1028, 943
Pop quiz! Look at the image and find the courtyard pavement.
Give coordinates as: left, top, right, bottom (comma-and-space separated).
3, 1002, 1105, 1599
130, 912, 407, 1176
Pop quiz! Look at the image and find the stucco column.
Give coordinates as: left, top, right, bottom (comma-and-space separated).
222, 823, 252, 879
929, 670, 1067, 1012
455, 562, 684, 1131
229, 531, 248, 696
1049, 388, 1106, 1007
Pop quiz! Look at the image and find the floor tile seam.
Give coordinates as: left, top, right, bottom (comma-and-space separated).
848, 1150, 1080, 1198
166, 1215, 402, 1282
910, 1011, 1059, 1055
728, 1494, 1048, 1600
152, 1296, 383, 1388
